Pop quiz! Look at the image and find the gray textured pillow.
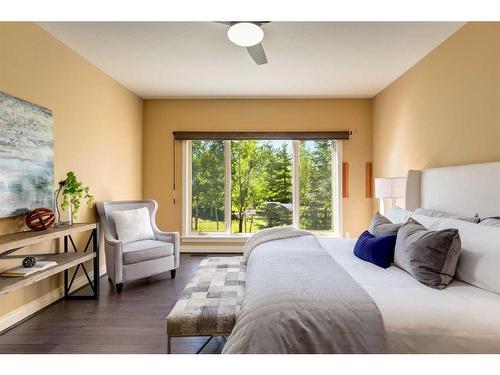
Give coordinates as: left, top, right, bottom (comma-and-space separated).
368, 212, 402, 237
415, 208, 480, 224
394, 217, 461, 289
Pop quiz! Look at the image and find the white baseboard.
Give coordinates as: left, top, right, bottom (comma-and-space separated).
0, 265, 107, 333
181, 245, 242, 254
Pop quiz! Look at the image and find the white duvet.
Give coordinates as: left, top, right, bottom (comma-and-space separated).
320, 238, 500, 353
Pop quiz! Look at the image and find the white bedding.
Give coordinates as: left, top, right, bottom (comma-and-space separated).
320, 237, 500, 354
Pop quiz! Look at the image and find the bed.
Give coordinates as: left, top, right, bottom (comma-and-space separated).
222, 162, 500, 354
321, 237, 500, 353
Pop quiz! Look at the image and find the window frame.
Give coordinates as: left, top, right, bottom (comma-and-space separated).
182, 139, 342, 240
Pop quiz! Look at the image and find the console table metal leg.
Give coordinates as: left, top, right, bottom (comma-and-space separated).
64, 228, 99, 300
64, 235, 69, 298
92, 226, 99, 299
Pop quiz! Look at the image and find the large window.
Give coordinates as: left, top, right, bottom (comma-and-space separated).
184, 139, 341, 237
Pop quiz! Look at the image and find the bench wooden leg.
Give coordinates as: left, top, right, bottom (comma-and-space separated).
166, 335, 172, 354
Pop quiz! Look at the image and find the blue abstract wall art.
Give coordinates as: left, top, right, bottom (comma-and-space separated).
0, 92, 54, 218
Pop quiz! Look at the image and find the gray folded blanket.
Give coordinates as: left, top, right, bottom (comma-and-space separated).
224, 234, 387, 354
242, 226, 312, 260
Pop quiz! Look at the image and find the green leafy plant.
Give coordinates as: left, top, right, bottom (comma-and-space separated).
59, 171, 94, 219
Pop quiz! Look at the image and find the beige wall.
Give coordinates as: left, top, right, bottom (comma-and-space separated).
143, 99, 373, 244
373, 22, 500, 187
0, 23, 143, 317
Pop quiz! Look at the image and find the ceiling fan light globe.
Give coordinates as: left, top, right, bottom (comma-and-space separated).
227, 22, 264, 47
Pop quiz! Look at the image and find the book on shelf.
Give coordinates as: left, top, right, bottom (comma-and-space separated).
1, 261, 58, 277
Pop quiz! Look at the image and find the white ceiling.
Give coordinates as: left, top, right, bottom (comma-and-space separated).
39, 22, 464, 98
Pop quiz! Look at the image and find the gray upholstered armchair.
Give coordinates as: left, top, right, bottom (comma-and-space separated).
96, 200, 180, 293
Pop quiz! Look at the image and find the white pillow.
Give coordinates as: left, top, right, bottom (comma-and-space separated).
111, 207, 155, 244
409, 213, 443, 231
386, 206, 413, 224
436, 218, 500, 294
480, 217, 500, 227
415, 208, 480, 223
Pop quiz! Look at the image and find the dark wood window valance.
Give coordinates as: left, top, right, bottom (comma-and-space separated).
173, 131, 351, 141
170, 130, 351, 205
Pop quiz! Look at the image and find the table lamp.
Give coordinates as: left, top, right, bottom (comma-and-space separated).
374, 177, 406, 215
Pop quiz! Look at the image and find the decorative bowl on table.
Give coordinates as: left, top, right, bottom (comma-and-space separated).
25, 208, 55, 231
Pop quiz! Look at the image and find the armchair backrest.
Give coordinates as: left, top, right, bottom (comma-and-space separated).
96, 200, 159, 240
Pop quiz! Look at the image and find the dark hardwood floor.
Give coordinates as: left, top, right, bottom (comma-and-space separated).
0, 254, 226, 354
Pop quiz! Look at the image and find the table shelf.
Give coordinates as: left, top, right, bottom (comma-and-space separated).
0, 223, 99, 300
0, 252, 96, 296
0, 223, 96, 255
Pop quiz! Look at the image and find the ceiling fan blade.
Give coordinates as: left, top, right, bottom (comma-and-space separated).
215, 21, 271, 26
215, 21, 235, 26
246, 43, 268, 65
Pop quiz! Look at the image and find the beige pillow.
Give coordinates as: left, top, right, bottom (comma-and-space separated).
111, 207, 155, 243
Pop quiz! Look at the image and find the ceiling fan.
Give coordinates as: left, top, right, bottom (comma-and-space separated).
218, 21, 270, 65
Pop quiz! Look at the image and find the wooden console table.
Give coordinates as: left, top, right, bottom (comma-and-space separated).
0, 223, 99, 300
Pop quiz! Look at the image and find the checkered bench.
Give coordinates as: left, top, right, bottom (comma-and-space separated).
165, 256, 246, 353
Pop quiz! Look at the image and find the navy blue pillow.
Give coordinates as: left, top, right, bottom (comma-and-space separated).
353, 230, 397, 269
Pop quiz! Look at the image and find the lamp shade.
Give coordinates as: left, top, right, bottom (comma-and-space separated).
374, 177, 406, 199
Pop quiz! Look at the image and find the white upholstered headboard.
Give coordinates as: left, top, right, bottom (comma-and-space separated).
405, 161, 500, 218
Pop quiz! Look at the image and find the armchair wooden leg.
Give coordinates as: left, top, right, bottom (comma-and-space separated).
170, 269, 176, 279
116, 283, 123, 293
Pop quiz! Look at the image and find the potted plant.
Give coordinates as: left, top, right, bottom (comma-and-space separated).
54, 171, 94, 226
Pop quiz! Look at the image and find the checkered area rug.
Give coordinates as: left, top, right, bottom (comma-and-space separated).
166, 257, 246, 336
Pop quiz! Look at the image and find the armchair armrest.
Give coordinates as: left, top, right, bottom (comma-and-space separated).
154, 230, 180, 269
104, 237, 124, 284
153, 230, 176, 243
105, 236, 121, 246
